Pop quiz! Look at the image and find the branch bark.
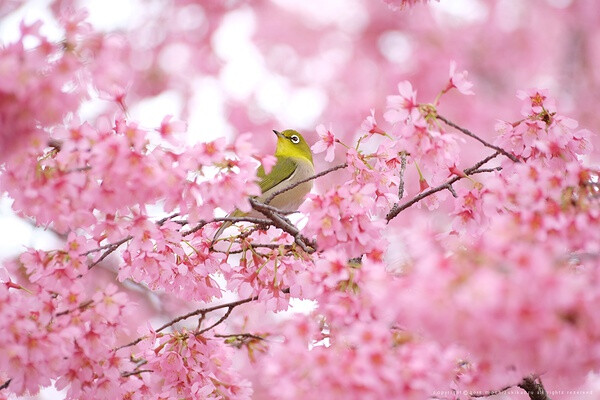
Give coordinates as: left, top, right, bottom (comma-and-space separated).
263, 162, 348, 205
436, 114, 520, 163
386, 151, 502, 222
519, 376, 552, 400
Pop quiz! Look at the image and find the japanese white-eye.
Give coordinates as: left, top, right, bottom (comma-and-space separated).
213, 129, 314, 240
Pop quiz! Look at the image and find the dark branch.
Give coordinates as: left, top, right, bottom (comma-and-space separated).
0, 379, 10, 390
263, 163, 348, 205
386, 152, 501, 222
196, 306, 234, 335
82, 236, 133, 256
398, 152, 407, 200
519, 376, 552, 400
250, 199, 315, 253
182, 216, 272, 237
121, 369, 153, 378
87, 236, 132, 270
437, 114, 520, 163
156, 212, 180, 225
214, 333, 266, 341
116, 294, 260, 350
55, 299, 94, 317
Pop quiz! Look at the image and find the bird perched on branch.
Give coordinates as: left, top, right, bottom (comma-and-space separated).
212, 129, 314, 240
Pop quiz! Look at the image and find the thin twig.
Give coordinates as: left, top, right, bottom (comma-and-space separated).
156, 212, 180, 225
263, 163, 348, 205
196, 306, 234, 335
437, 114, 520, 163
87, 236, 133, 269
182, 216, 272, 237
388, 153, 408, 217
386, 152, 501, 222
82, 236, 133, 256
214, 333, 266, 341
121, 369, 153, 378
0, 379, 10, 390
398, 152, 407, 200
115, 294, 260, 350
55, 299, 94, 317
446, 184, 458, 197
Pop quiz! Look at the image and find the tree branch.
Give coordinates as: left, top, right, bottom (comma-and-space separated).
214, 333, 266, 341
0, 379, 10, 390
386, 152, 502, 222
55, 299, 94, 317
436, 114, 520, 163
196, 305, 235, 335
263, 163, 348, 205
116, 294, 257, 350
398, 152, 407, 201
250, 198, 316, 253
182, 216, 273, 237
87, 236, 133, 270
519, 376, 552, 400
121, 369, 153, 378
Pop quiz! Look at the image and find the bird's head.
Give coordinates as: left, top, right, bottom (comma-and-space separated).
273, 129, 313, 164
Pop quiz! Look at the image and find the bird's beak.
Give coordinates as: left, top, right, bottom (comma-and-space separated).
273, 130, 283, 138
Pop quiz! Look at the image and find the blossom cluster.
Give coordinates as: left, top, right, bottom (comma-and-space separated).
0, 273, 137, 398
2, 1, 600, 399
0, 17, 84, 162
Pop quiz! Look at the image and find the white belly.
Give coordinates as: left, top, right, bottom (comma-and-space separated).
258, 158, 314, 212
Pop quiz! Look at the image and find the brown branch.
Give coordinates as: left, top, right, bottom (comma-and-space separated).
0, 379, 10, 390
519, 376, 552, 400
182, 216, 272, 237
386, 152, 501, 222
82, 236, 133, 256
196, 305, 234, 335
436, 114, 520, 163
214, 333, 266, 341
47, 138, 62, 150
55, 299, 94, 317
387, 153, 408, 217
87, 236, 133, 270
121, 369, 153, 378
398, 152, 407, 200
250, 199, 315, 253
263, 163, 348, 205
156, 212, 180, 225
116, 294, 259, 350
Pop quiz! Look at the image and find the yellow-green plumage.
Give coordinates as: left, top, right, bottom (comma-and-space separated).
212, 129, 314, 240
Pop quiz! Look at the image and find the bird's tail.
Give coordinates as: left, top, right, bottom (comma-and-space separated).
212, 209, 246, 242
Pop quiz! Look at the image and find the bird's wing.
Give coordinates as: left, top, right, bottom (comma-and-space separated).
213, 157, 297, 242
257, 156, 297, 193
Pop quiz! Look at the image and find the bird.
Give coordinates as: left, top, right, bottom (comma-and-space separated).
212, 129, 314, 241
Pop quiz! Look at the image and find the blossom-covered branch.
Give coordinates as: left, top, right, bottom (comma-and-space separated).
436, 114, 520, 163
386, 151, 502, 221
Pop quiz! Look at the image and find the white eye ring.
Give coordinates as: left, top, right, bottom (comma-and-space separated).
290, 135, 300, 144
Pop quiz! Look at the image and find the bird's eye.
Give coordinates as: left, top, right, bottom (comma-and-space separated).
290, 135, 300, 144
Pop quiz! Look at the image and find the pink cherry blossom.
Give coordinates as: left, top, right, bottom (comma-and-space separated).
2, 1, 600, 399
384, 81, 419, 124
312, 124, 337, 162
360, 109, 386, 136
446, 60, 475, 96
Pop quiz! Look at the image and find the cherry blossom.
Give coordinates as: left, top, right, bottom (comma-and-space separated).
2, 1, 600, 399
312, 124, 337, 162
